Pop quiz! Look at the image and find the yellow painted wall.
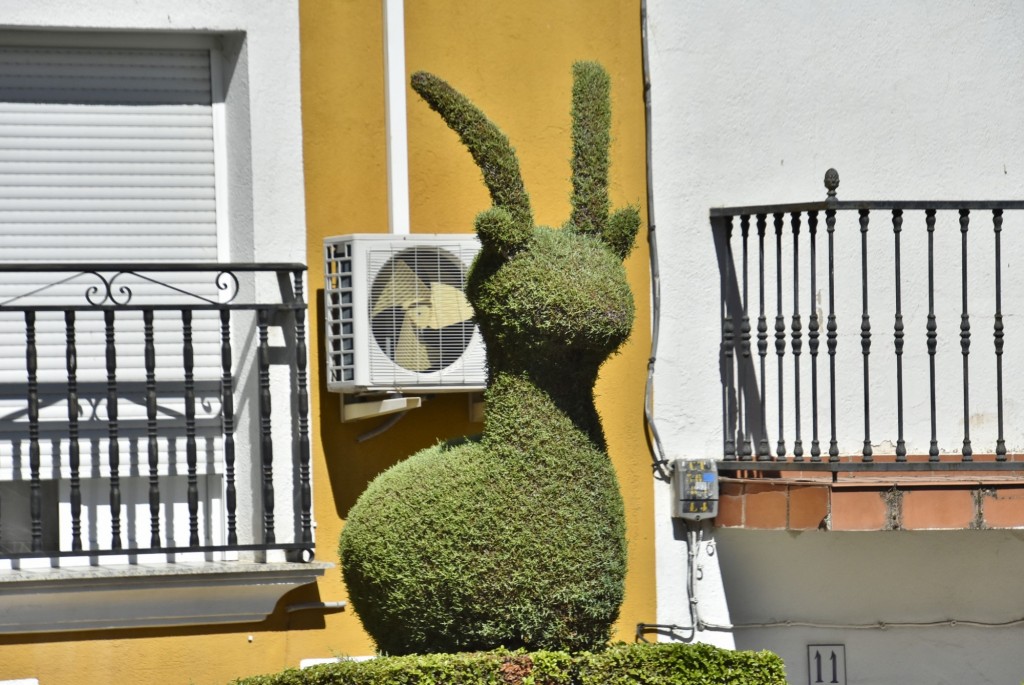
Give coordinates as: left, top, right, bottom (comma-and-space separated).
0, 3, 653, 683
302, 0, 655, 659
404, 0, 656, 651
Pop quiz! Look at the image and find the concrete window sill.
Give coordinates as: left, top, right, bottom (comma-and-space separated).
0, 560, 332, 634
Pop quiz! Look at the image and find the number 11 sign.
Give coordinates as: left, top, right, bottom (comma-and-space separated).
807, 645, 846, 685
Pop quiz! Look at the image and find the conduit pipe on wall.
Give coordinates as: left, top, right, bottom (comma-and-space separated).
640, 0, 670, 481
285, 601, 347, 613
383, 0, 410, 235
353, 0, 414, 439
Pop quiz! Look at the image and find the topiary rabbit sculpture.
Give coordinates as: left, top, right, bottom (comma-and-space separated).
338, 61, 640, 655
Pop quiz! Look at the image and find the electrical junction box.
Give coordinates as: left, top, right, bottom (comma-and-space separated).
671, 459, 719, 520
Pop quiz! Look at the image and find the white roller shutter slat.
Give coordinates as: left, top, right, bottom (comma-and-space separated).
0, 47, 210, 70
0, 163, 214, 176
1, 137, 213, 151
0, 197, 214, 208
0, 45, 223, 478
0, 110, 212, 128
0, 187, 216, 200
0, 102, 213, 116
0, 149, 213, 163
0, 124, 212, 139
0, 211, 217, 224
0, 175, 213, 187
0, 222, 214, 233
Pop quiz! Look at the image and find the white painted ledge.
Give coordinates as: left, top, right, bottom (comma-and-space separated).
0, 560, 332, 633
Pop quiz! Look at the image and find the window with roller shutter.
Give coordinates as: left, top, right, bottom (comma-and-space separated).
0, 43, 228, 556
0, 15, 322, 636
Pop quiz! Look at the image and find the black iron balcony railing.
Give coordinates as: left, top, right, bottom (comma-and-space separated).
0, 262, 312, 559
714, 170, 1024, 472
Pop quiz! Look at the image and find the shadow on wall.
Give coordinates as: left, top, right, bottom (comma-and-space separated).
315, 290, 479, 518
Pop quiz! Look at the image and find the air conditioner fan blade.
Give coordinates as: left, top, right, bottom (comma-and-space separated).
406, 282, 474, 330
371, 260, 428, 317
395, 314, 434, 372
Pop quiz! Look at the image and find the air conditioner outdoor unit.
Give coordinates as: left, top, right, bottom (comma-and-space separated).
323, 234, 487, 396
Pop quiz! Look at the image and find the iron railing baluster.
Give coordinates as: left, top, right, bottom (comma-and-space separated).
826, 208, 839, 460
183, 309, 199, 546
144, 309, 160, 548
926, 209, 939, 461
739, 216, 753, 460
258, 308, 276, 545
824, 170, 840, 461
105, 310, 122, 550
893, 210, 906, 461
994, 209, 1006, 460
808, 211, 821, 461
757, 214, 770, 460
860, 209, 873, 461
960, 209, 972, 460
25, 312, 41, 552
791, 212, 803, 461
221, 309, 237, 545
65, 310, 82, 551
293, 271, 313, 545
774, 212, 786, 460
723, 217, 737, 460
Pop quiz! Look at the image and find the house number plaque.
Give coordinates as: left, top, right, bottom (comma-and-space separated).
807, 645, 846, 685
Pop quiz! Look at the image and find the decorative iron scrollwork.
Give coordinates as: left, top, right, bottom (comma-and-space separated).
82, 271, 112, 307
216, 270, 240, 304
0, 267, 243, 309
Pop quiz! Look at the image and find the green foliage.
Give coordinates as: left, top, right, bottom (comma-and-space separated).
577, 643, 787, 685
232, 644, 787, 685
569, 62, 611, 238
340, 62, 638, 655
474, 206, 530, 258
604, 205, 642, 261
411, 71, 533, 234
471, 229, 633, 371
339, 380, 626, 654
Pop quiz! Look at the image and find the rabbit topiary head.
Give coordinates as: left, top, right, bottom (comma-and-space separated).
412, 62, 640, 429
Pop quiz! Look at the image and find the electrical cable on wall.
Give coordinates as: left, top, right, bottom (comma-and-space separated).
640, 0, 671, 482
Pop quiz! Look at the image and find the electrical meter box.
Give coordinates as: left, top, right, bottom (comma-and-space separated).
672, 459, 719, 520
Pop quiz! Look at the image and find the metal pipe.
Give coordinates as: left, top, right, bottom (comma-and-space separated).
356, 408, 411, 443
383, 0, 410, 234
286, 601, 347, 613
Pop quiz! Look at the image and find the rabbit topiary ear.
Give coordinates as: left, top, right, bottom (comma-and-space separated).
411, 71, 534, 247
566, 61, 638, 261
605, 205, 640, 260
475, 206, 531, 257
568, 61, 611, 238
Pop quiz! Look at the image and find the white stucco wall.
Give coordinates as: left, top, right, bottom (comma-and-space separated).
649, 2, 1024, 683
0, 2, 308, 555
717, 529, 1024, 685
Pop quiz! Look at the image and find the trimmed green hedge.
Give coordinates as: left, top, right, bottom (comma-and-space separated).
232, 643, 786, 685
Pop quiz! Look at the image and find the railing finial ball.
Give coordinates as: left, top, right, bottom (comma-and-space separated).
824, 168, 840, 197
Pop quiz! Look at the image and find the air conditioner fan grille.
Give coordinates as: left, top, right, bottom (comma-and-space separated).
369, 246, 476, 374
